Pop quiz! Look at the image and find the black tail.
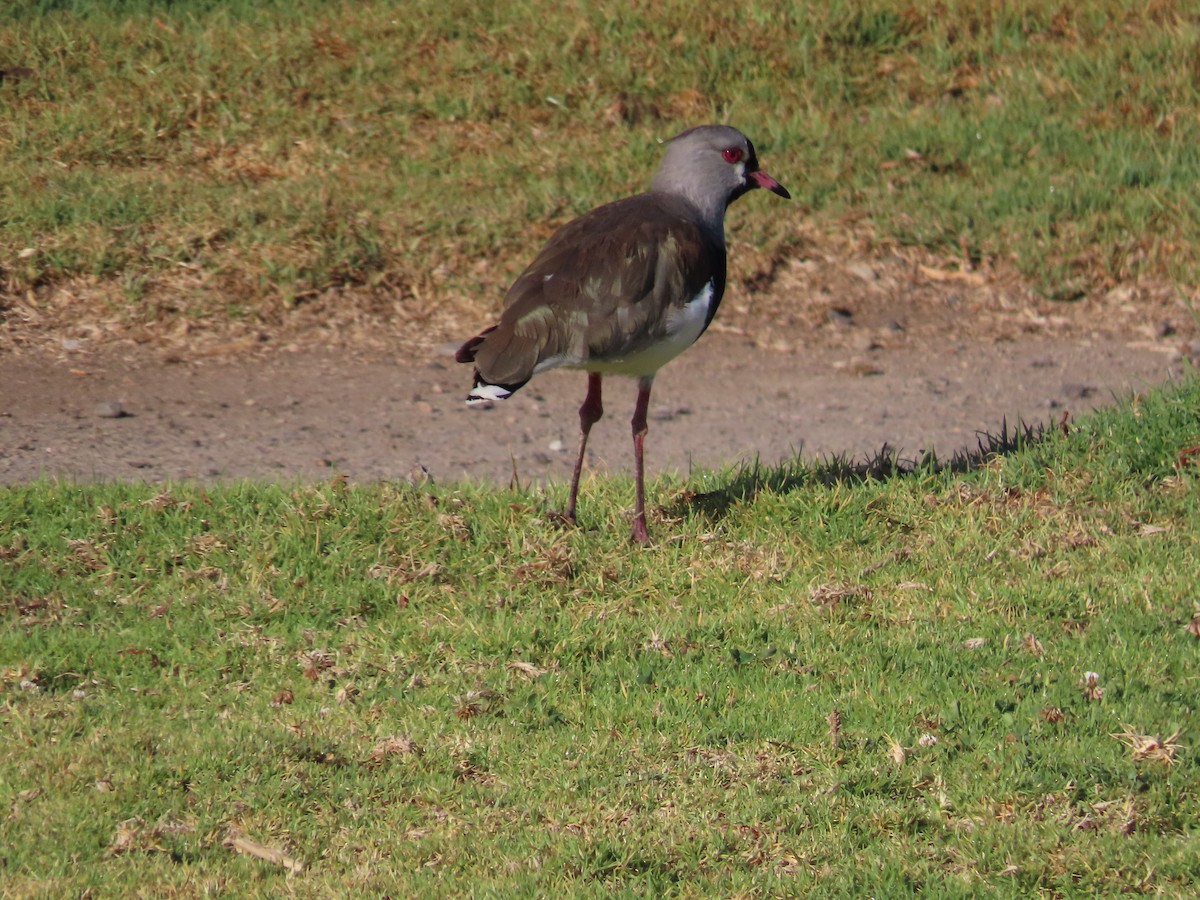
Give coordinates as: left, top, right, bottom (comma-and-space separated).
456, 325, 496, 364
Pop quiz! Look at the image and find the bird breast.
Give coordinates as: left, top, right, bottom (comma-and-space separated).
577, 279, 716, 378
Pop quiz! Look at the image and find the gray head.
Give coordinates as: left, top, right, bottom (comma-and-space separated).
649, 125, 790, 226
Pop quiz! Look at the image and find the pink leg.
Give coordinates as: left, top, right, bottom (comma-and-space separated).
565, 373, 603, 524
630, 376, 653, 544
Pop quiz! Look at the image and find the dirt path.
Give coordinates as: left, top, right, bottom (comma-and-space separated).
1, 253, 1192, 487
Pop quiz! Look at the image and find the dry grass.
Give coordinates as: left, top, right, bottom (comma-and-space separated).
3, 0, 1200, 356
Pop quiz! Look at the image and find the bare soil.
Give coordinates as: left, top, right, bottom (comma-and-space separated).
2, 248, 1194, 489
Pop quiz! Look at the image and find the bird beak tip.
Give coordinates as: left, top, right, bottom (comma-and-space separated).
748, 170, 791, 200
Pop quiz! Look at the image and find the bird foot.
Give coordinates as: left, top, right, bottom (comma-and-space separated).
548, 511, 579, 530
630, 515, 650, 545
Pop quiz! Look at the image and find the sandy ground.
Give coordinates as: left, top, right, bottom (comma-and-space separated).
1, 252, 1194, 488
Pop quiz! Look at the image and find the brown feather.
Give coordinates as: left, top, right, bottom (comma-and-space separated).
462, 193, 726, 391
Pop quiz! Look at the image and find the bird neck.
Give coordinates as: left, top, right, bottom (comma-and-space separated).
643, 187, 724, 250
646, 182, 728, 245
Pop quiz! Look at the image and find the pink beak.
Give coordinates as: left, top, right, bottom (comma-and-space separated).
749, 169, 791, 199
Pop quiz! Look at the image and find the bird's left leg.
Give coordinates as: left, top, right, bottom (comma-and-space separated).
565, 373, 603, 524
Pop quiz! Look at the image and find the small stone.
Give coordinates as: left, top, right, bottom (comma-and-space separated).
1062, 383, 1096, 400
827, 306, 855, 327
548, 438, 567, 453
857, 335, 883, 353
847, 261, 878, 282
95, 401, 127, 419
847, 360, 884, 377
1154, 321, 1176, 339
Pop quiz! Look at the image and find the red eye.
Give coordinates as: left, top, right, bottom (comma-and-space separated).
722, 147, 743, 164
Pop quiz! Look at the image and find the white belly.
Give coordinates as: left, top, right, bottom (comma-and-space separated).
582, 281, 715, 378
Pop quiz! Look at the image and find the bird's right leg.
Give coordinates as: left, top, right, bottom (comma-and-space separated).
565, 373, 603, 524
629, 376, 653, 544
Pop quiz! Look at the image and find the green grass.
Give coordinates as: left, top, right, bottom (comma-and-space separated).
4, 379, 1200, 895
2, 0, 1200, 332
3, 2, 1200, 893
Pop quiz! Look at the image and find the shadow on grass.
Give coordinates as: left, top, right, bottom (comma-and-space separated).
670, 417, 1051, 521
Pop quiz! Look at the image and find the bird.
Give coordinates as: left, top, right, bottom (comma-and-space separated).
456, 125, 790, 543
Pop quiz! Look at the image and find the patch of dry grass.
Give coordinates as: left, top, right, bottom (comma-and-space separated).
2, 0, 1199, 354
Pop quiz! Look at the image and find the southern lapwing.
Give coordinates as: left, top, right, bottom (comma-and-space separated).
456, 125, 790, 543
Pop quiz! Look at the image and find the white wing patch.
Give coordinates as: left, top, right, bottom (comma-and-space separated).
467, 383, 513, 404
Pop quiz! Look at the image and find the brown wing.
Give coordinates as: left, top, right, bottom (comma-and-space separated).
465, 193, 726, 389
